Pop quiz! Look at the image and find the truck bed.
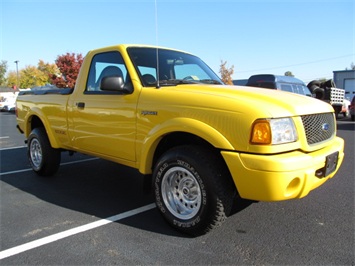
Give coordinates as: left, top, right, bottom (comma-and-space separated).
19, 88, 73, 96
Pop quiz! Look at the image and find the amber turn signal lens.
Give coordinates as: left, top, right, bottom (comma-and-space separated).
250, 120, 271, 144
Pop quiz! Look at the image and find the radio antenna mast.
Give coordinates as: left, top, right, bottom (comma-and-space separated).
155, 0, 160, 88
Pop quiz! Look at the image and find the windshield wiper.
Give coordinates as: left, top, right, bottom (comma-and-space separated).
200, 79, 223, 84
158, 79, 200, 86
157, 79, 222, 86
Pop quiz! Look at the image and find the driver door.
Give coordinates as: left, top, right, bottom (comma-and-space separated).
68, 51, 137, 162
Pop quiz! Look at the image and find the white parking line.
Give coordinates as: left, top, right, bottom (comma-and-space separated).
0, 146, 26, 151
0, 158, 99, 176
0, 153, 155, 260
0, 203, 156, 260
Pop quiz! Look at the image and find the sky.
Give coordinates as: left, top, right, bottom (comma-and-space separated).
1, 0, 354, 84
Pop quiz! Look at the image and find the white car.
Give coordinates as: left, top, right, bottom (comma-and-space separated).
0, 97, 16, 112
340, 99, 351, 118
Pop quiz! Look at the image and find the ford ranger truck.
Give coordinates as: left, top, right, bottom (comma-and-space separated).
16, 44, 345, 236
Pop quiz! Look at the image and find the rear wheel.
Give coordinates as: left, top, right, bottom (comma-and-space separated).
153, 145, 236, 236
27, 127, 61, 176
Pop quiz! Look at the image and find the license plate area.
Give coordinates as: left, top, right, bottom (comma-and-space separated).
315, 151, 339, 178
324, 151, 339, 177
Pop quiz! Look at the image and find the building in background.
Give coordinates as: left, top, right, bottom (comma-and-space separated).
333, 70, 355, 100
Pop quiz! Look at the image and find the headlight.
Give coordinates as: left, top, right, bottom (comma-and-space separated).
250, 118, 298, 145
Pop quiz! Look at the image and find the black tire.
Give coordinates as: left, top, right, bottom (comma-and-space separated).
308, 85, 319, 93
307, 80, 321, 91
313, 87, 325, 100
27, 127, 61, 176
323, 79, 336, 88
351, 115, 355, 121
153, 145, 236, 236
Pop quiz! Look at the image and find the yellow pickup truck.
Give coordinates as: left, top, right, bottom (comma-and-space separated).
16, 44, 344, 236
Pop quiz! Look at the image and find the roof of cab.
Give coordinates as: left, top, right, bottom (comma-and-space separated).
247, 74, 306, 85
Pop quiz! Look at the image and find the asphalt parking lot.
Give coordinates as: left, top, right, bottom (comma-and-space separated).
0, 111, 354, 265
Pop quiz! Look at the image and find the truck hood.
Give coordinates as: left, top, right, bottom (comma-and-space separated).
165, 84, 334, 118
138, 82, 336, 154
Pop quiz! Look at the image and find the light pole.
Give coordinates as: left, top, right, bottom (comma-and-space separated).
14, 60, 19, 89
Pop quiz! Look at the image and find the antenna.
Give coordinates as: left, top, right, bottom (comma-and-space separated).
155, 0, 160, 88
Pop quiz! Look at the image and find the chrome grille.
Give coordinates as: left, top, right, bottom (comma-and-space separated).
301, 113, 335, 145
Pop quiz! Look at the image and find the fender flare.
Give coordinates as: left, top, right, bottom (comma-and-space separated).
24, 107, 61, 148
137, 117, 234, 174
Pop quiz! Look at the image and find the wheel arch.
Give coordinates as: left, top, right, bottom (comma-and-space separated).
137, 118, 234, 174
24, 110, 60, 148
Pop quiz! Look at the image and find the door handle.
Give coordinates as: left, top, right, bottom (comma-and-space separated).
76, 102, 85, 108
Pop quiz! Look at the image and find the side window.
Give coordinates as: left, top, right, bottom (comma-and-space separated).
86, 51, 129, 93
280, 84, 293, 93
261, 82, 276, 89
138, 66, 157, 86
299, 85, 312, 96
138, 66, 156, 77
292, 84, 300, 94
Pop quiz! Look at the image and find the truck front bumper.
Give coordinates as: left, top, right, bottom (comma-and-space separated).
221, 137, 344, 201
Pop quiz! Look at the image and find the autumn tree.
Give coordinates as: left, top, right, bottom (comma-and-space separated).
5, 61, 58, 88
38, 60, 60, 80
0, 60, 8, 86
219, 60, 234, 85
20, 66, 49, 88
6, 71, 18, 88
51, 53, 83, 88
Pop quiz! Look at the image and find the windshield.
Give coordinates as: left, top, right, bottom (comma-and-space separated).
127, 47, 223, 87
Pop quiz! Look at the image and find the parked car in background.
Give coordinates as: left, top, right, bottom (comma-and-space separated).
306, 79, 345, 117
0, 96, 16, 112
244, 75, 345, 117
349, 96, 355, 121
340, 98, 351, 118
245, 74, 312, 97
2, 103, 16, 112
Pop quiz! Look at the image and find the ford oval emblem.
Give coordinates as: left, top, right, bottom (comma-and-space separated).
321, 123, 330, 131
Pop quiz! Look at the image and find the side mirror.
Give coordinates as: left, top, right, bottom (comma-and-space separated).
100, 76, 133, 94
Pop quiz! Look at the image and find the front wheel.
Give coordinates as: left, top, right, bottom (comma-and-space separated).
153, 145, 236, 236
27, 127, 61, 176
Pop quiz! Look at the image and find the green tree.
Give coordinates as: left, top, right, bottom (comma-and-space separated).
19, 66, 49, 88
37, 60, 60, 80
219, 60, 234, 85
6, 60, 60, 88
0, 60, 8, 86
6, 71, 18, 88
285, 71, 294, 77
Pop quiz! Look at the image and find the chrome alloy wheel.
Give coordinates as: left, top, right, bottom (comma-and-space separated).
30, 138, 43, 170
161, 166, 202, 220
